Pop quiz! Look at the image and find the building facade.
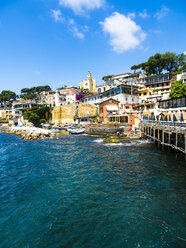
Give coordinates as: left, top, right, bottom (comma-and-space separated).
102, 72, 146, 87
176, 69, 186, 83
79, 72, 97, 93
138, 73, 172, 103
83, 84, 139, 107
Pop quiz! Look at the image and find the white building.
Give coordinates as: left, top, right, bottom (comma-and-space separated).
83, 84, 139, 108
102, 72, 146, 87
176, 69, 186, 83
55, 92, 66, 106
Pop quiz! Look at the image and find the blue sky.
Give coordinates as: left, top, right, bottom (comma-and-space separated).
0, 0, 186, 93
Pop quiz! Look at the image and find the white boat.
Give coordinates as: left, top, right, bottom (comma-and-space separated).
68, 128, 85, 134
50, 129, 61, 133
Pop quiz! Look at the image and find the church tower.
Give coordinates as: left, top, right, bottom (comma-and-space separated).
87, 71, 92, 81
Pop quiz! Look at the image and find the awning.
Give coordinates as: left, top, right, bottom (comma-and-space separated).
106, 105, 118, 111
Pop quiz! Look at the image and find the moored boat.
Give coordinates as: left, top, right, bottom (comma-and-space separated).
68, 128, 85, 134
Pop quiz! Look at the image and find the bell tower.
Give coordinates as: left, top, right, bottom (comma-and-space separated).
87, 71, 92, 81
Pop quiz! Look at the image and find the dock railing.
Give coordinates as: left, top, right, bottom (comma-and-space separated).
141, 120, 186, 133
141, 120, 186, 154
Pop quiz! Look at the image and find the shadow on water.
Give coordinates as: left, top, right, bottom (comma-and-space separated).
0, 132, 186, 248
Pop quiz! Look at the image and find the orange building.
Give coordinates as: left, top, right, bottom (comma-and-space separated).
99, 98, 136, 125
99, 98, 119, 124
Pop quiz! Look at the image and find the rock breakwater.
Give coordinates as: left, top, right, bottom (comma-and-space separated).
1, 126, 56, 140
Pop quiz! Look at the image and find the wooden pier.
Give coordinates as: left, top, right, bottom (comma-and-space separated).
141, 121, 186, 155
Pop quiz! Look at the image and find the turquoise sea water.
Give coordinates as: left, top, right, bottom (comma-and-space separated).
0, 132, 186, 248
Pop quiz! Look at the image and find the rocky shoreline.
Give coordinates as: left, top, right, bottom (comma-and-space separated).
0, 126, 56, 140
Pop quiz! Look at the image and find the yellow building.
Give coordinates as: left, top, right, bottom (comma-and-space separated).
79, 72, 97, 93
138, 73, 172, 103
0, 109, 13, 120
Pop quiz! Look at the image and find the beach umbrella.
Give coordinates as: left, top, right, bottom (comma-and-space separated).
169, 114, 172, 122
173, 114, 177, 122
180, 113, 184, 122
160, 115, 163, 121
164, 115, 168, 122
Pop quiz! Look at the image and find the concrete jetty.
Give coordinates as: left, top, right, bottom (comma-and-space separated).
1, 126, 56, 140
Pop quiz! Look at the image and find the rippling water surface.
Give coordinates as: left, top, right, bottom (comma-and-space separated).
0, 132, 186, 248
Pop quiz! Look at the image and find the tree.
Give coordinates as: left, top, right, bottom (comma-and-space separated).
170, 80, 186, 99
130, 65, 140, 73
102, 75, 113, 81
21, 88, 32, 94
22, 106, 51, 127
148, 53, 164, 74
177, 53, 186, 68
130, 52, 185, 76
20, 85, 52, 99
0, 90, 17, 107
20, 93, 37, 100
162, 52, 178, 72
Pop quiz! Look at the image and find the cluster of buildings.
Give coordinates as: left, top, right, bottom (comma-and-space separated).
1, 69, 186, 127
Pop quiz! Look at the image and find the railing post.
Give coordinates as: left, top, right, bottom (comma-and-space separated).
158, 127, 160, 147
176, 132, 178, 147
162, 130, 164, 150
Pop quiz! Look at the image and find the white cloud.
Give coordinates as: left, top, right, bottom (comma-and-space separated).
184, 51, 186, 55
50, 10, 85, 39
128, 13, 136, 18
51, 9, 64, 23
59, 0, 105, 14
155, 5, 170, 20
71, 27, 84, 39
68, 19, 86, 39
139, 9, 150, 19
100, 12, 146, 53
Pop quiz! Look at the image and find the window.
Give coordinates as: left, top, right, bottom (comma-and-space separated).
154, 76, 159, 83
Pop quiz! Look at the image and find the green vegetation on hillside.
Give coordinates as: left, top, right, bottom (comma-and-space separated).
22, 106, 51, 127
102, 75, 113, 81
170, 80, 186, 99
131, 52, 186, 75
0, 90, 17, 107
20, 85, 52, 99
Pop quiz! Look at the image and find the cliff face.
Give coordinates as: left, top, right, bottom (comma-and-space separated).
52, 104, 76, 124
52, 103, 97, 124
78, 103, 97, 117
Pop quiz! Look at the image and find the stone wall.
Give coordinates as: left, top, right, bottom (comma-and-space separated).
78, 103, 97, 117
52, 103, 97, 124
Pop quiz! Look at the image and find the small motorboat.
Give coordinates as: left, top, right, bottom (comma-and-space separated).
50, 129, 61, 133
68, 128, 85, 134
